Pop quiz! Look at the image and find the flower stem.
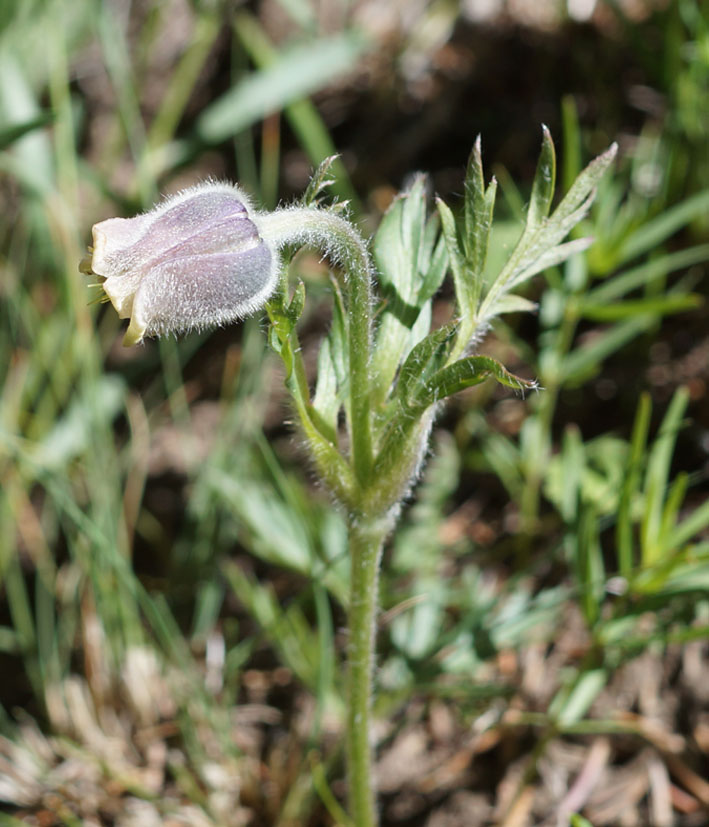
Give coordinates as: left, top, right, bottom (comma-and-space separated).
346, 513, 391, 827
257, 207, 374, 484
259, 206, 388, 824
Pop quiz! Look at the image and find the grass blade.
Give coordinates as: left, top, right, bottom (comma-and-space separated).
197, 25, 368, 144
616, 394, 651, 578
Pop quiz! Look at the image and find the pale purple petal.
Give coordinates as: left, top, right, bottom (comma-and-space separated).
131, 244, 274, 337
87, 182, 278, 344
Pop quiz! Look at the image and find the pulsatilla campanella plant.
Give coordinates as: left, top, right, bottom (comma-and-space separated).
83, 129, 616, 827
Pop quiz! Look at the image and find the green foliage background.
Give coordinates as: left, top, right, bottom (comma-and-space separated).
0, 1, 708, 824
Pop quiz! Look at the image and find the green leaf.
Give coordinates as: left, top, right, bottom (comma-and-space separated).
0, 52, 54, 193
395, 322, 458, 406
391, 580, 446, 659
302, 154, 339, 206
478, 142, 617, 325
213, 476, 311, 572
558, 425, 585, 524
437, 196, 471, 315
671, 498, 709, 550
555, 668, 608, 727
312, 337, 340, 440
617, 188, 709, 265
401, 175, 426, 272
230, 12, 361, 209
272, 0, 317, 29
561, 95, 582, 192
586, 244, 709, 305
419, 220, 449, 302
410, 356, 537, 412
579, 293, 703, 322
570, 813, 595, 827
420, 209, 441, 273
33, 376, 126, 471
196, 30, 369, 144
658, 472, 690, 553
214, 469, 348, 602
616, 394, 651, 578
512, 237, 594, 285
493, 294, 538, 315
0, 111, 53, 151
553, 142, 618, 228
267, 322, 285, 356
561, 315, 653, 384
372, 176, 443, 401
286, 279, 306, 323
374, 175, 428, 306
642, 387, 690, 566
479, 431, 524, 500
488, 584, 568, 650
527, 125, 556, 230
647, 556, 709, 598
266, 297, 297, 367
553, 429, 605, 628
576, 501, 604, 628
463, 136, 497, 288
545, 434, 628, 520
328, 277, 350, 394
266, 288, 352, 502
223, 563, 320, 688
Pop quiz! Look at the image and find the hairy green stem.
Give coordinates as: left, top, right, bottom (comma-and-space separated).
261, 206, 389, 825
258, 207, 374, 484
346, 513, 391, 827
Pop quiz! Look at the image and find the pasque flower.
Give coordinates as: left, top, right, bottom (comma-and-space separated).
82, 182, 278, 345
80, 140, 616, 827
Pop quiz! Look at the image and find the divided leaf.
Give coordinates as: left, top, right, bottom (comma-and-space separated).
302, 155, 339, 206
419, 221, 449, 302
312, 337, 340, 441
328, 278, 350, 394
439, 136, 499, 337
375, 174, 428, 305
554, 142, 619, 226
463, 135, 497, 285
437, 196, 471, 316
396, 322, 458, 406
409, 355, 537, 413
286, 279, 306, 322
372, 176, 448, 401
478, 138, 617, 326
527, 125, 556, 230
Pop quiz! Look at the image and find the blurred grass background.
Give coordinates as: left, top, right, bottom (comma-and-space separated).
1, 0, 708, 825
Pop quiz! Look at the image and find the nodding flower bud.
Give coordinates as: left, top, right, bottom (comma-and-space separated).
81, 182, 278, 346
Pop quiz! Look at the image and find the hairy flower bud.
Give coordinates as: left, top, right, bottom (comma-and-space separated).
82, 182, 278, 346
